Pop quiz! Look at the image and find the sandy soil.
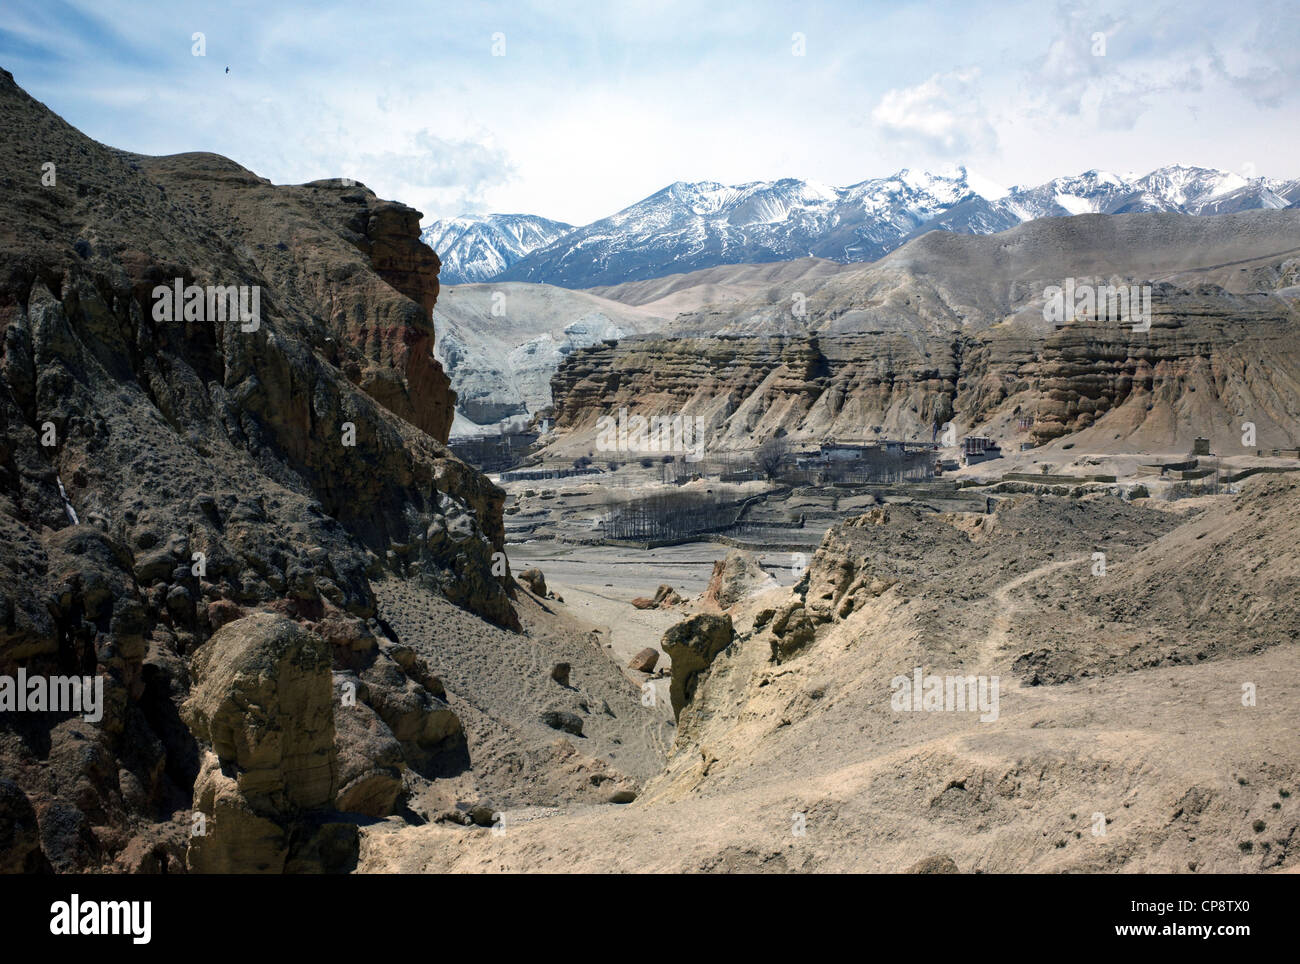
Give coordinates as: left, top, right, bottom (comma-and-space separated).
508, 540, 800, 705
361, 643, 1300, 873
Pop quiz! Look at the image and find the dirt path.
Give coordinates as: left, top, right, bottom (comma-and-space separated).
976, 555, 1089, 679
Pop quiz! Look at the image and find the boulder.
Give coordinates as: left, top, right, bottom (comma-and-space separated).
905, 854, 960, 874
518, 568, 547, 597
182, 614, 337, 872
700, 550, 779, 611
385, 643, 446, 698
333, 692, 404, 818
633, 585, 682, 609
313, 611, 378, 670
38, 800, 102, 872
205, 599, 244, 633
358, 651, 461, 749
540, 710, 584, 736
550, 662, 571, 686
628, 648, 659, 673
0, 779, 49, 873
653, 585, 683, 608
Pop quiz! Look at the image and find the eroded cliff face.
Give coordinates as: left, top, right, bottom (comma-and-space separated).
549, 283, 1300, 455
1024, 289, 1300, 448
134, 153, 455, 443
550, 332, 962, 448
545, 208, 1300, 457
0, 68, 513, 872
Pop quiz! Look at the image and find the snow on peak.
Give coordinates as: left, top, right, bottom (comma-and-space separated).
420, 213, 573, 285
431, 163, 1280, 289
963, 168, 1009, 201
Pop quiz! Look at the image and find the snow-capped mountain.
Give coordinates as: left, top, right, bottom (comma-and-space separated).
420, 213, 572, 284
495, 168, 996, 288
1000, 166, 1277, 219
429, 165, 1298, 289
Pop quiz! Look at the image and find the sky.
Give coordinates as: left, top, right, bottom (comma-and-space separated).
2, 0, 1298, 227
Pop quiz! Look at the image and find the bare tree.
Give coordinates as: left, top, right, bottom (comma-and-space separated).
757, 437, 790, 480
602, 485, 746, 542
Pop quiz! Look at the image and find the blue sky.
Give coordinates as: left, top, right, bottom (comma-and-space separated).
2, 0, 1297, 225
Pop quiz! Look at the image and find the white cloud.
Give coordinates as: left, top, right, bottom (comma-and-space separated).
870, 68, 997, 156
1016, 0, 1296, 132
357, 130, 516, 218
4, 0, 1298, 225
1209, 0, 1300, 108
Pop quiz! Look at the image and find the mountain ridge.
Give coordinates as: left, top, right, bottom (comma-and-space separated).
420, 213, 572, 284
431, 164, 1300, 290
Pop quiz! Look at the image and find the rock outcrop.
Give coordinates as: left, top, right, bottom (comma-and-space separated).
700, 549, 780, 611
182, 614, 336, 873
1022, 290, 1300, 449
661, 613, 733, 720
333, 697, 404, 818
632, 585, 683, 610
628, 648, 659, 673
769, 601, 817, 662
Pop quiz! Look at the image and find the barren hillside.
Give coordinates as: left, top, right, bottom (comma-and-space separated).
0, 67, 653, 872
362, 478, 1300, 872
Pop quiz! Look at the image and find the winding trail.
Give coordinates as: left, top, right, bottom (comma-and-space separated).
975, 555, 1090, 681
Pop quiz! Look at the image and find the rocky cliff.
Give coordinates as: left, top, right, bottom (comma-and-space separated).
0, 67, 515, 872
550, 332, 962, 449
548, 214, 1300, 456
